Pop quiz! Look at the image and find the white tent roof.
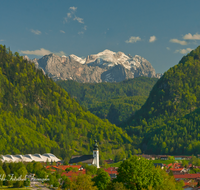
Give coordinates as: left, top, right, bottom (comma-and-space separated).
0, 153, 61, 163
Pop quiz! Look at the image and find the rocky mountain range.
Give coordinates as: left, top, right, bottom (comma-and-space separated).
24, 49, 162, 83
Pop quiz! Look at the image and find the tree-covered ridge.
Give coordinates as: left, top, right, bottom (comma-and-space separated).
129, 46, 200, 122
56, 77, 157, 125
124, 45, 200, 155
89, 96, 147, 126
0, 44, 132, 161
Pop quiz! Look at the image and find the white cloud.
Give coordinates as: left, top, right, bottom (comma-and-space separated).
78, 26, 87, 35
183, 33, 200, 40
20, 48, 51, 56
73, 16, 84, 24
69, 6, 77, 11
166, 47, 170, 50
149, 36, 156, 43
64, 6, 84, 24
60, 30, 65, 33
170, 39, 187, 45
54, 51, 65, 56
125, 36, 141, 43
20, 48, 65, 56
78, 31, 84, 35
67, 12, 72, 18
175, 48, 193, 54
30, 29, 41, 35
0, 39, 4, 42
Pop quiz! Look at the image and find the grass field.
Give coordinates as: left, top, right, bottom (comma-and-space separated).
0, 187, 31, 190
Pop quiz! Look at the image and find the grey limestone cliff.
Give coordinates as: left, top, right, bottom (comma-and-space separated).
25, 50, 162, 83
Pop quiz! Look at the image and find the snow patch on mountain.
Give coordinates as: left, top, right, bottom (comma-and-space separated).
69, 54, 86, 64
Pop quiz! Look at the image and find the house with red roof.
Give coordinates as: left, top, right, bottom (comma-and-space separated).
174, 174, 200, 180
104, 167, 118, 179
61, 169, 86, 180
169, 168, 188, 175
104, 159, 114, 164
183, 180, 197, 190
46, 165, 83, 173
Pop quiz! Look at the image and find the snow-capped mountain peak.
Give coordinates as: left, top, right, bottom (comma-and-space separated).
69, 54, 86, 64
96, 49, 116, 56
25, 49, 162, 83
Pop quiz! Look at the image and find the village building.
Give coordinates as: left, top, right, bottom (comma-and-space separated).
104, 158, 114, 164
158, 155, 169, 160
174, 174, 200, 181
0, 153, 60, 163
69, 140, 100, 168
138, 154, 155, 160
103, 167, 118, 179
174, 156, 192, 160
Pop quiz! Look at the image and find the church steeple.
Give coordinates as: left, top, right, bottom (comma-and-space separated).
93, 140, 100, 168
93, 139, 99, 150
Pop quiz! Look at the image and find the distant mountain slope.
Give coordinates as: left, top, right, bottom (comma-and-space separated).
89, 96, 148, 126
56, 77, 158, 125
26, 49, 162, 83
123, 46, 200, 155
0, 44, 133, 161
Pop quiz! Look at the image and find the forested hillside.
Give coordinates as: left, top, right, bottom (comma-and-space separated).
123, 45, 200, 155
56, 78, 157, 125
0, 45, 133, 161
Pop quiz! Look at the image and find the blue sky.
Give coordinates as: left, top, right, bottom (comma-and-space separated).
1, 0, 200, 74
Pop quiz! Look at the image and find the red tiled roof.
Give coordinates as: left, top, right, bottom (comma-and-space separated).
46, 166, 58, 169
57, 165, 82, 170
105, 170, 117, 174
46, 165, 82, 171
174, 174, 200, 179
104, 167, 117, 171
168, 163, 173, 167
104, 167, 118, 175
170, 168, 184, 171
61, 169, 86, 177
184, 181, 197, 186
167, 163, 182, 169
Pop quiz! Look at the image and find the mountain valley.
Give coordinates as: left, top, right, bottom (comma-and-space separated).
2, 43, 200, 161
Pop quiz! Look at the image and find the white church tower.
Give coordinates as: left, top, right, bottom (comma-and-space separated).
93, 140, 100, 168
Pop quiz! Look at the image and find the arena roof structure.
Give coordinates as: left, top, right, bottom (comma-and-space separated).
0, 153, 61, 163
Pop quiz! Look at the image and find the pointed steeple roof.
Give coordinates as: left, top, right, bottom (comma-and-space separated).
93, 140, 99, 150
